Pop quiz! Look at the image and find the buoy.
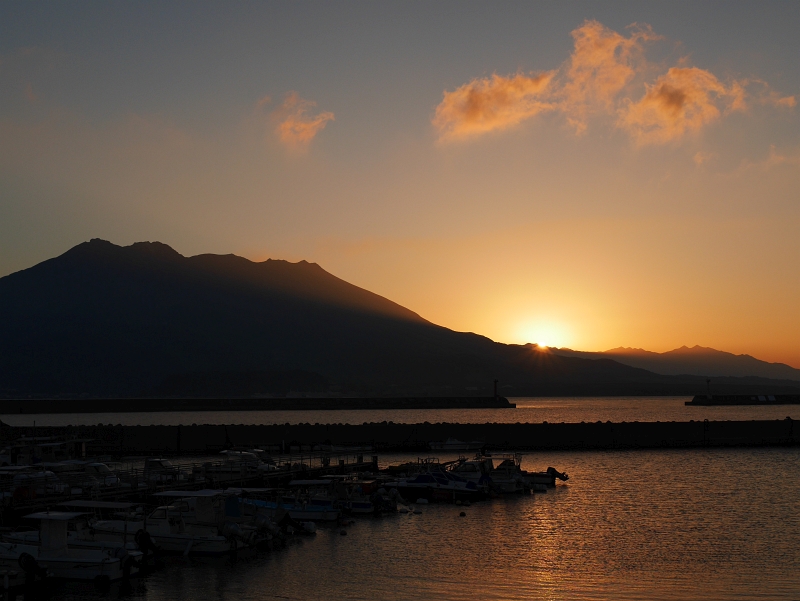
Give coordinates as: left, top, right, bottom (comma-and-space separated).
455, 500, 461, 505
459, 511, 466, 517
413, 509, 422, 514
340, 529, 347, 536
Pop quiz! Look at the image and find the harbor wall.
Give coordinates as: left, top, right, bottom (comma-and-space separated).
688, 394, 800, 406
1, 419, 796, 454
0, 396, 514, 414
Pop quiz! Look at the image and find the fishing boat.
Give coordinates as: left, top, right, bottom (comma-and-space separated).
0, 512, 139, 581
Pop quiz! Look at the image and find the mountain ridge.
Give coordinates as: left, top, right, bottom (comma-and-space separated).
551, 345, 800, 381
1, 239, 798, 398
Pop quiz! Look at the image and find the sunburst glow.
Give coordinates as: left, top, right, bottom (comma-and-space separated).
516, 320, 572, 349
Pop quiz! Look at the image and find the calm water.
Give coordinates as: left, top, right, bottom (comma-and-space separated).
2, 397, 797, 427
45, 447, 800, 601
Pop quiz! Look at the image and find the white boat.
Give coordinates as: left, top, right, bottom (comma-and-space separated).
383, 469, 484, 503
155, 489, 276, 545
429, 438, 484, 451
0, 512, 139, 581
450, 454, 526, 494
451, 453, 568, 493
83, 505, 253, 556
209, 450, 279, 474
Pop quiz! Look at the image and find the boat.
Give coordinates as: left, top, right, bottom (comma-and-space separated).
450, 453, 568, 493
242, 482, 341, 522
429, 438, 484, 451
519, 466, 569, 489
384, 467, 485, 503
299, 477, 378, 515
142, 458, 189, 483
155, 489, 277, 546
82, 503, 255, 556
449, 454, 525, 494
0, 512, 140, 581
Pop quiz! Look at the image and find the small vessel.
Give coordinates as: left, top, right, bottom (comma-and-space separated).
206, 451, 280, 475
451, 452, 569, 493
429, 438, 484, 451
449, 454, 525, 494
0, 512, 140, 581
83, 504, 255, 556
242, 482, 341, 522
142, 458, 188, 484
384, 468, 484, 503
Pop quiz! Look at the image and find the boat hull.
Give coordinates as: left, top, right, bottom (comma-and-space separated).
0, 542, 130, 581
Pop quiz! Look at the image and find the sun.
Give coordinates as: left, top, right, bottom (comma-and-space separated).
515, 320, 571, 349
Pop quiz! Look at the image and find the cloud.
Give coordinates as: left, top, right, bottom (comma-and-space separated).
271, 92, 334, 149
560, 20, 659, 132
433, 20, 793, 146
619, 67, 746, 145
762, 144, 800, 169
693, 151, 716, 167
432, 72, 555, 141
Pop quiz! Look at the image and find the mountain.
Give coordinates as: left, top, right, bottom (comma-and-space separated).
1, 239, 799, 398
550, 345, 800, 381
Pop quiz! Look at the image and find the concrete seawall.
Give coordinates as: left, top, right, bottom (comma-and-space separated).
2, 419, 795, 454
0, 396, 514, 414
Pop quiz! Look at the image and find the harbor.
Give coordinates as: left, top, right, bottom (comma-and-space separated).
0, 425, 570, 597
0, 400, 797, 599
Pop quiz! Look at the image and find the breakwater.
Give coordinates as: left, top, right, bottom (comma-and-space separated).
687, 394, 800, 406
2, 419, 795, 454
0, 396, 514, 414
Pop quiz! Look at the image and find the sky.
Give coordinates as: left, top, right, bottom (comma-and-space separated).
1, 2, 799, 366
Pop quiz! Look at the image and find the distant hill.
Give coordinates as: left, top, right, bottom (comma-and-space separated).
550, 345, 800, 381
1, 239, 799, 398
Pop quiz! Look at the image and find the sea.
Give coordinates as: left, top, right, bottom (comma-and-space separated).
1, 396, 797, 427
6, 397, 800, 600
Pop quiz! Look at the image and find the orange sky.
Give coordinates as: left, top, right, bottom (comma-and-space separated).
1, 6, 799, 367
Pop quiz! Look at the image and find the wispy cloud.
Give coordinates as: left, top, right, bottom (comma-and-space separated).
433, 20, 794, 145
560, 21, 659, 133
693, 151, 716, 167
618, 67, 745, 145
271, 92, 334, 149
432, 72, 555, 141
